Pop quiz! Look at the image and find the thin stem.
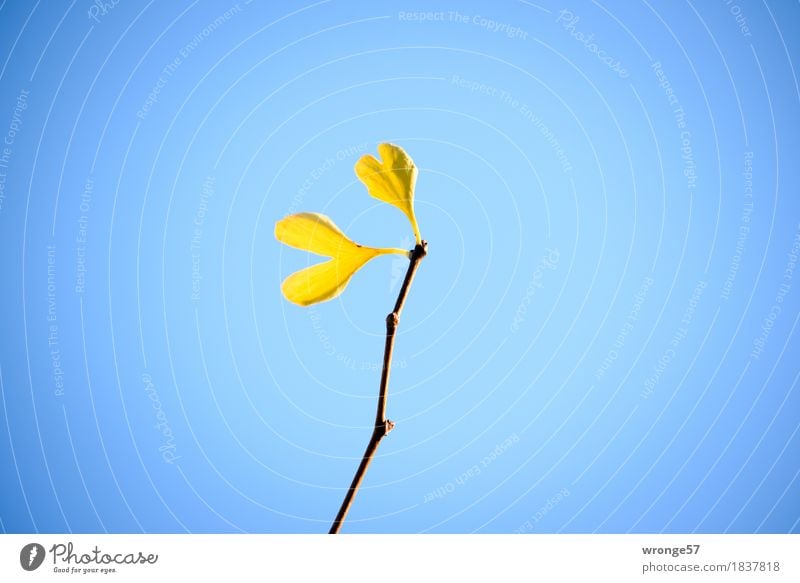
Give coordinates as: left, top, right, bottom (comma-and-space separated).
329, 241, 428, 534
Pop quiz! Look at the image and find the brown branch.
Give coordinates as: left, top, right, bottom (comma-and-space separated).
329, 241, 428, 534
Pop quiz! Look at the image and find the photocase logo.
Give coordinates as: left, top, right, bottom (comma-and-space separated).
20, 543, 46, 571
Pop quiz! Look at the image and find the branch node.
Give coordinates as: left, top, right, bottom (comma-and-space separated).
329, 238, 428, 534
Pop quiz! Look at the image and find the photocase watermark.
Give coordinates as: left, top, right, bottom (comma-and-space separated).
142, 373, 179, 463
750, 223, 800, 360
423, 433, 519, 503
191, 175, 214, 302
287, 143, 366, 215
595, 275, 654, 381
87, 0, 121, 23
74, 176, 93, 295
0, 88, 30, 213
510, 247, 560, 333
652, 61, 697, 194
450, 75, 573, 173
136, 4, 244, 119
641, 280, 706, 399
515, 487, 571, 533
46, 245, 65, 397
556, 10, 629, 78
398, 10, 528, 40
721, 151, 753, 301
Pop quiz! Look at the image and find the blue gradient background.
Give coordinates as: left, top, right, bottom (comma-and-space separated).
0, 0, 798, 534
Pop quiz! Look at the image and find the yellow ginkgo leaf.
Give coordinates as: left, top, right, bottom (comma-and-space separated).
275, 212, 408, 306
355, 143, 422, 244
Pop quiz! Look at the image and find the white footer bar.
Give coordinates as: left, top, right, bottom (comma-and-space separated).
1, 534, 798, 582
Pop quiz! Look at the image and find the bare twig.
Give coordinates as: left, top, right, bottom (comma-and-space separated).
329, 241, 428, 534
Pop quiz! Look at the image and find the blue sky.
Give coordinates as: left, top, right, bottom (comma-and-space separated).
0, 0, 798, 533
